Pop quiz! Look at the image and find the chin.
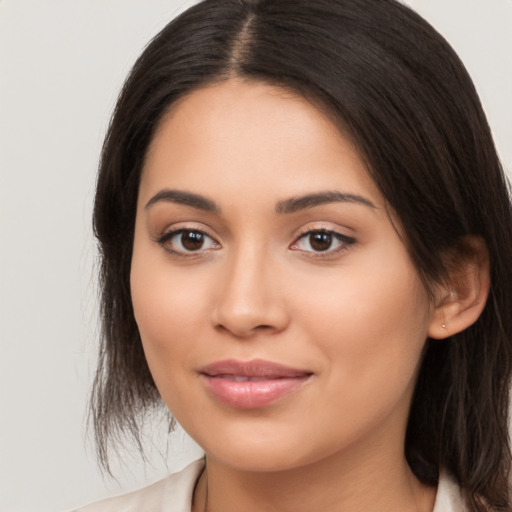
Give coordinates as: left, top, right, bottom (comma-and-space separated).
207, 443, 317, 473
185, 416, 341, 474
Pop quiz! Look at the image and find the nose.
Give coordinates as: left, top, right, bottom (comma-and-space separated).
211, 247, 290, 338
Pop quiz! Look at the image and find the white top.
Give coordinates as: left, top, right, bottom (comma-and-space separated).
75, 459, 468, 512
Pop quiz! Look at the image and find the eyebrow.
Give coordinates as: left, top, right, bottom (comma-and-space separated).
145, 189, 220, 213
145, 188, 377, 214
275, 191, 377, 214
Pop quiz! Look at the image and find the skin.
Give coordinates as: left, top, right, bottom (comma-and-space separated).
131, 79, 441, 512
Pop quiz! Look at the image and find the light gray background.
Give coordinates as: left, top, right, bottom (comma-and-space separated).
1, 1, 511, 511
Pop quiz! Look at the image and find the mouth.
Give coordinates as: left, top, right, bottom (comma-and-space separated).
198, 359, 313, 409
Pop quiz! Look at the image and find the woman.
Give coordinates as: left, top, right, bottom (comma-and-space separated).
79, 0, 512, 510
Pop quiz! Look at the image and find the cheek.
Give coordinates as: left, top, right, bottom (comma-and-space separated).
295, 252, 431, 395
129, 237, 213, 379
130, 263, 213, 426
131, 270, 207, 345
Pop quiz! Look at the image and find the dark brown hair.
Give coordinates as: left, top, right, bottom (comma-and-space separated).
91, 1, 512, 509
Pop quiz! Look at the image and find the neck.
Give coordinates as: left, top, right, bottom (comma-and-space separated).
192, 436, 436, 512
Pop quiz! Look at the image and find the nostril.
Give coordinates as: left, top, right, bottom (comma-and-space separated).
210, 271, 290, 337
214, 321, 278, 338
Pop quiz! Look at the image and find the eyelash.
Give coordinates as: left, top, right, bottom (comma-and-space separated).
156, 227, 356, 258
291, 228, 356, 257
156, 228, 220, 257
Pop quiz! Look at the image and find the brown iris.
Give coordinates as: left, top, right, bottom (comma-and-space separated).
181, 230, 205, 251
309, 231, 333, 251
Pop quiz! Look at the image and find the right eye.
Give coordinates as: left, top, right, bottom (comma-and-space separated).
157, 229, 220, 255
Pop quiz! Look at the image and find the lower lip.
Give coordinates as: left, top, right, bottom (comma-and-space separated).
200, 375, 310, 409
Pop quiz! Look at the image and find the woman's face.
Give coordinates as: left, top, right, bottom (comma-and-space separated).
131, 79, 435, 472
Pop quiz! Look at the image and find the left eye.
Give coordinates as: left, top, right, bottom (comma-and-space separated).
292, 230, 354, 253
158, 229, 219, 254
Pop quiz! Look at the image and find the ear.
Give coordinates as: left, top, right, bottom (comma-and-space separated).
428, 236, 490, 340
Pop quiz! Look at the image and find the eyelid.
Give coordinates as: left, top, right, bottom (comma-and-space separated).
152, 221, 355, 258
289, 225, 356, 257
154, 220, 218, 240
291, 222, 355, 241
154, 223, 221, 256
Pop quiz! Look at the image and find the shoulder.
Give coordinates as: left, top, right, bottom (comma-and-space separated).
74, 459, 205, 512
433, 469, 470, 512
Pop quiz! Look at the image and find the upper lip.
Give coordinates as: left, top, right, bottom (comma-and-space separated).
199, 359, 313, 379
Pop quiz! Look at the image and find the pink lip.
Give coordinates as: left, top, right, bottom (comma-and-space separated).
198, 359, 313, 409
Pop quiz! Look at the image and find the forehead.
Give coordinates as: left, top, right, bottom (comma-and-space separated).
140, 79, 383, 208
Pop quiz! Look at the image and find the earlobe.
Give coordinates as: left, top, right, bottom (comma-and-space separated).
428, 236, 490, 340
